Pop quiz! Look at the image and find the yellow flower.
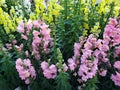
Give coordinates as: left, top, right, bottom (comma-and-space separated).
90, 22, 101, 35
84, 23, 89, 30
0, 0, 5, 6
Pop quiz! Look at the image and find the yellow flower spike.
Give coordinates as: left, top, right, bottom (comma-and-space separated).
90, 22, 101, 35
10, 6, 15, 15
104, 6, 110, 13
92, 0, 96, 6
114, 6, 120, 16
84, 23, 89, 30
30, 13, 36, 20
0, 0, 5, 6
4, 27, 10, 34
43, 13, 48, 21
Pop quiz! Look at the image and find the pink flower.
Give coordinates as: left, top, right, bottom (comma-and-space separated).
111, 72, 120, 86
68, 58, 77, 71
16, 58, 22, 65
99, 69, 107, 76
23, 59, 31, 67
21, 34, 28, 40
17, 20, 24, 33
6, 43, 12, 50
41, 61, 49, 70
15, 44, 23, 52
40, 23, 49, 30
109, 18, 118, 26
27, 20, 33, 32
115, 46, 120, 56
43, 69, 52, 79
114, 61, 120, 70
49, 64, 57, 73
63, 63, 68, 72
29, 66, 36, 78
33, 30, 40, 37
35, 54, 41, 60
84, 41, 92, 49
16, 58, 36, 84
12, 40, 17, 44
74, 43, 81, 57
33, 20, 40, 28
41, 63, 57, 79
25, 78, 30, 84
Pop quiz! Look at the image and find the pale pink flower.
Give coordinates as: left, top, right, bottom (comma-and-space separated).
33, 30, 40, 37
25, 78, 30, 84
109, 18, 118, 26
17, 20, 24, 33
68, 58, 77, 71
6, 43, 12, 50
74, 43, 81, 57
43, 69, 52, 79
15, 44, 23, 52
33, 20, 40, 28
63, 63, 68, 72
12, 40, 17, 44
114, 61, 120, 70
27, 20, 33, 32
35, 54, 41, 60
49, 64, 57, 73
99, 69, 107, 76
23, 59, 31, 67
16, 58, 36, 84
21, 34, 28, 40
41, 61, 49, 70
111, 72, 120, 86
16, 58, 23, 65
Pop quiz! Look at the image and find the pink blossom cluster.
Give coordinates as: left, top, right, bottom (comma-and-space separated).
41, 61, 57, 79
103, 18, 120, 47
78, 34, 100, 81
103, 18, 120, 86
111, 61, 120, 86
68, 34, 110, 82
68, 39, 84, 71
16, 58, 36, 84
17, 20, 53, 60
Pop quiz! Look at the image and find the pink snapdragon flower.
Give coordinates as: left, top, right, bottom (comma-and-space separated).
68, 58, 77, 71
115, 46, 120, 56
63, 63, 68, 72
16, 58, 36, 84
41, 62, 57, 79
111, 72, 120, 86
78, 59, 98, 82
99, 69, 107, 76
17, 20, 53, 60
109, 18, 118, 26
114, 61, 120, 70
15, 44, 23, 52
74, 43, 81, 57
6, 43, 12, 50
41, 61, 49, 70
103, 18, 120, 46
17, 20, 25, 33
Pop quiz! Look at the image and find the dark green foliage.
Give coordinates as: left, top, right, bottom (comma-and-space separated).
84, 76, 99, 90
56, 71, 72, 90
